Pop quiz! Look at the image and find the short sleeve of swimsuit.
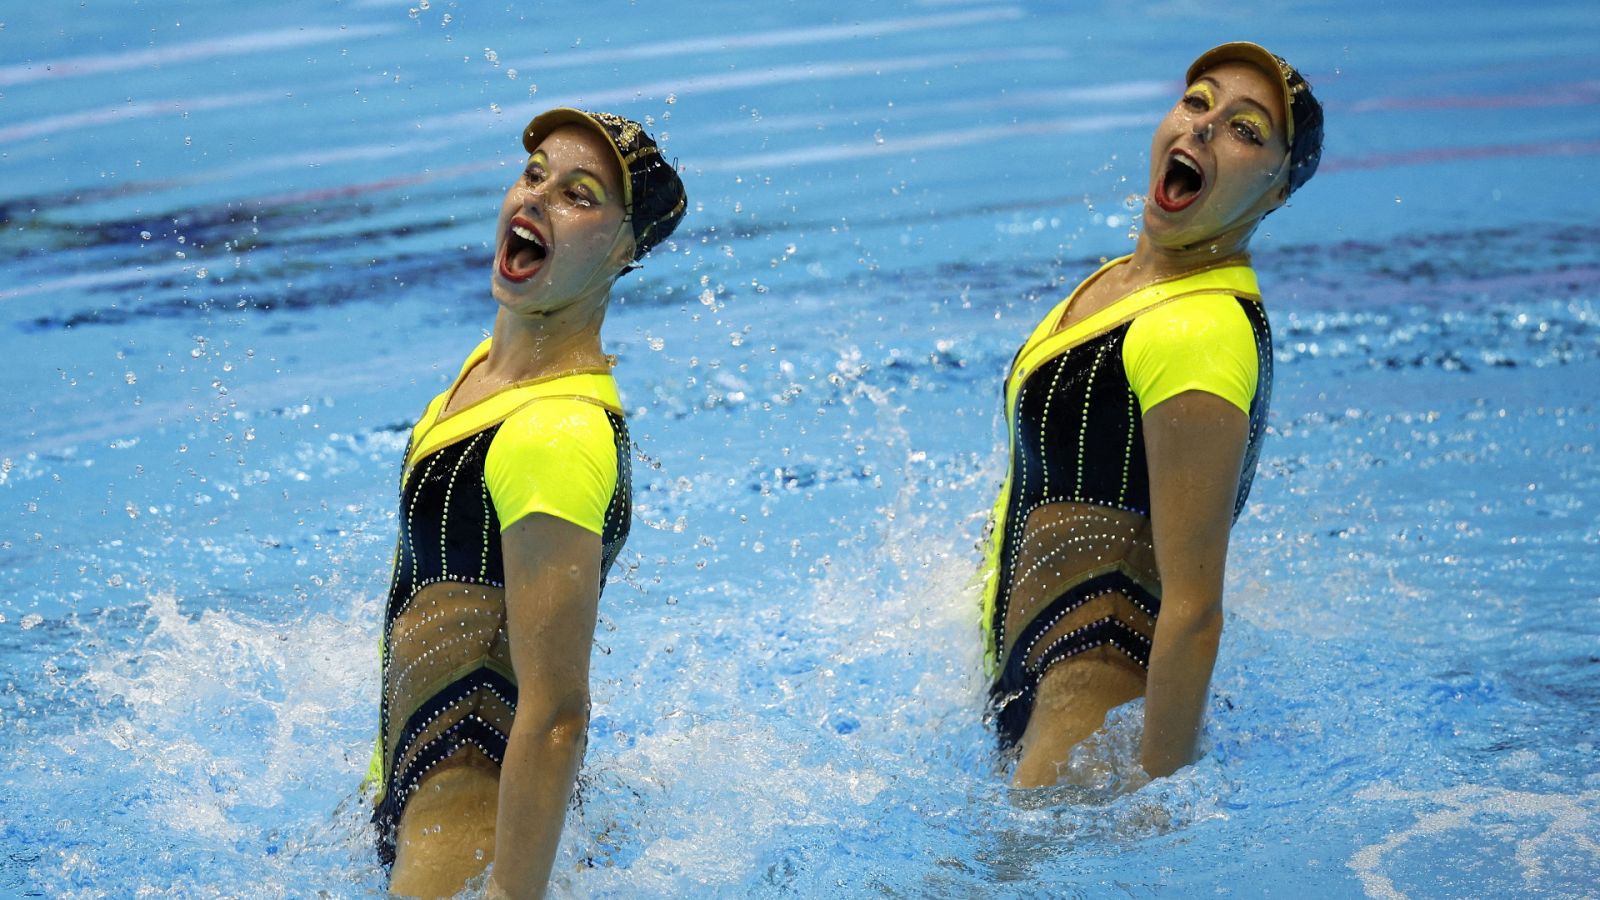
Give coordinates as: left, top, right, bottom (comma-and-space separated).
483, 397, 619, 535
1122, 292, 1259, 415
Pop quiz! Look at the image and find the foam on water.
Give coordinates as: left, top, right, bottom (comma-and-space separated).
6, 591, 382, 895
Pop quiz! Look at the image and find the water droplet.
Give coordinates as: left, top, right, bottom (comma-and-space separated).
183, 135, 192, 146
474, 849, 484, 860
139, 230, 152, 241
506, 68, 518, 80
527, 83, 538, 96
20, 613, 42, 630
195, 268, 208, 279
1122, 193, 1144, 211
484, 48, 499, 66
872, 129, 885, 145
124, 371, 137, 385
489, 103, 502, 115
1394, 196, 1403, 204
665, 93, 677, 105
419, 0, 430, 8
647, 336, 665, 351
408, 7, 419, 17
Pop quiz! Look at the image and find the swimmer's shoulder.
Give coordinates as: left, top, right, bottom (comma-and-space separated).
1123, 293, 1262, 414
485, 393, 623, 534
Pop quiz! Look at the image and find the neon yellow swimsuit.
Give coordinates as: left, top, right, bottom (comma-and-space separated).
369, 339, 631, 863
981, 256, 1271, 746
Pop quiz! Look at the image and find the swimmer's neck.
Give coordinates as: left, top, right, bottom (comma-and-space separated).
1121, 218, 1258, 286
484, 292, 611, 382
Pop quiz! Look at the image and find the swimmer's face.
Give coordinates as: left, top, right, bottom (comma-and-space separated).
1143, 60, 1290, 249
492, 124, 633, 313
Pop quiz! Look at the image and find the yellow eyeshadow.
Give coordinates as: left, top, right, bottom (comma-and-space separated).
1185, 82, 1215, 105
1233, 111, 1271, 139
574, 175, 608, 204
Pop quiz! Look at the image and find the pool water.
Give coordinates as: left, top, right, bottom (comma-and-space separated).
3, 1, 1599, 896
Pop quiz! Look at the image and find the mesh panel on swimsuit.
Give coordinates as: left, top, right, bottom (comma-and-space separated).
371, 399, 631, 865
993, 503, 1160, 742
982, 260, 1273, 749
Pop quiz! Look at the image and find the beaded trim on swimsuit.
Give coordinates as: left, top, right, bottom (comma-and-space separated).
992, 568, 1161, 743
370, 365, 633, 863
373, 665, 518, 864
980, 259, 1273, 749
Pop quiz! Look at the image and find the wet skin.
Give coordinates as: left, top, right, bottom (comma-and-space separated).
387, 125, 630, 899
1141, 60, 1291, 255
1011, 59, 1291, 787
490, 125, 631, 319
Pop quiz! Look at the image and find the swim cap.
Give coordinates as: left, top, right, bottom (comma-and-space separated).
521, 108, 688, 264
1186, 42, 1324, 195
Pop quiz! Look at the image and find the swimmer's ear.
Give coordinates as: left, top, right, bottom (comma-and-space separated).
606, 228, 637, 277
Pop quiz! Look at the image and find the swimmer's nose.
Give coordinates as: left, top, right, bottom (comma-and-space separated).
515, 182, 551, 224
1191, 121, 1215, 143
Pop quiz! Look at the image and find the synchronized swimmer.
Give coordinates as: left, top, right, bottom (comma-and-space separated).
365, 40, 1321, 898
979, 43, 1322, 784
368, 109, 683, 897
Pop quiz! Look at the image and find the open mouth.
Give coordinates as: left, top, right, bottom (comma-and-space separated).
1154, 150, 1204, 213
498, 216, 548, 282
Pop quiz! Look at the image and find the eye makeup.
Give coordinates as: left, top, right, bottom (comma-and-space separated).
1231, 110, 1271, 142
524, 151, 609, 205
573, 175, 608, 205
1184, 81, 1216, 107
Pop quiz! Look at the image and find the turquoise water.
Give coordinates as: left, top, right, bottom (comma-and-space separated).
3, 1, 1599, 896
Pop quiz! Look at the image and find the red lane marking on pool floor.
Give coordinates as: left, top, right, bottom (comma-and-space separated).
246, 138, 1600, 209
1345, 83, 1600, 113
246, 160, 502, 208
1322, 140, 1600, 173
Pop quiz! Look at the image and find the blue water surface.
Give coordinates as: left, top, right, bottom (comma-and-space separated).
3, 1, 1598, 897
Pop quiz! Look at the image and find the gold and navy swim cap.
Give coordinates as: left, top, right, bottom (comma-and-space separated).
521, 107, 688, 265
1186, 42, 1324, 195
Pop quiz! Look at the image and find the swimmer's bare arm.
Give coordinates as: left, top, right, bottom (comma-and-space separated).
1140, 390, 1249, 778
489, 513, 602, 900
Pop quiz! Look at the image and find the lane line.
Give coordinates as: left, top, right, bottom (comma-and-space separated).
699, 112, 1159, 172
505, 7, 1025, 70
0, 88, 291, 145
415, 46, 1069, 134
0, 24, 396, 87
0, 262, 192, 303
701, 80, 1175, 136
